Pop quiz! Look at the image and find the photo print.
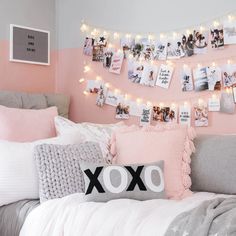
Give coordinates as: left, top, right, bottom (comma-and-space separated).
222, 64, 236, 87
179, 105, 191, 127
103, 48, 114, 68
131, 42, 143, 60
92, 45, 104, 62
210, 26, 224, 49
193, 30, 208, 54
166, 39, 185, 59
140, 107, 152, 126
109, 52, 124, 74
220, 90, 235, 114
206, 66, 222, 91
105, 91, 124, 107
181, 33, 194, 57
83, 37, 94, 56
95, 36, 107, 47
141, 38, 155, 61
96, 85, 108, 107
86, 80, 104, 94
193, 67, 209, 91
154, 40, 167, 60
140, 63, 158, 87
194, 102, 208, 127
152, 106, 177, 123
208, 97, 220, 112
155, 64, 174, 89
120, 37, 135, 58
224, 20, 236, 45
115, 100, 130, 120
126, 101, 144, 117
181, 66, 194, 91
128, 59, 145, 84
233, 86, 236, 103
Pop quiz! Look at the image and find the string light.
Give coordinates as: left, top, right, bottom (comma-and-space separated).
136, 98, 142, 104
79, 78, 85, 83
213, 21, 220, 27
80, 24, 88, 33
212, 62, 216, 67
83, 90, 89, 96
113, 32, 120, 40
105, 82, 110, 88
84, 65, 91, 73
96, 76, 102, 81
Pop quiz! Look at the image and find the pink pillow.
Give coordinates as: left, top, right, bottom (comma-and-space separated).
0, 105, 58, 142
110, 124, 196, 199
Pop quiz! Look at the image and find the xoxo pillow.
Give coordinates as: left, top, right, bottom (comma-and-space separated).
110, 124, 196, 199
80, 161, 165, 202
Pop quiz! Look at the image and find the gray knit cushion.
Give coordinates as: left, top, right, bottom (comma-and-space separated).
34, 142, 105, 202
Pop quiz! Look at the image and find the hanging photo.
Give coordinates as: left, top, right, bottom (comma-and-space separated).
210, 26, 224, 49
115, 100, 130, 120
131, 43, 142, 60
233, 86, 236, 103
220, 90, 235, 114
179, 105, 191, 127
103, 48, 114, 68
152, 106, 177, 123
95, 36, 107, 47
96, 85, 108, 107
208, 97, 220, 112
181, 66, 194, 91
166, 39, 185, 59
128, 59, 145, 84
92, 45, 104, 62
224, 20, 236, 45
83, 37, 94, 56
155, 64, 174, 89
109, 52, 124, 74
193, 67, 208, 91
125, 101, 143, 117
206, 66, 222, 91
140, 107, 152, 126
105, 91, 123, 107
141, 38, 155, 61
86, 80, 104, 94
181, 33, 194, 57
140, 63, 158, 87
193, 30, 208, 54
194, 102, 208, 127
154, 40, 167, 60
222, 64, 236, 87
120, 37, 135, 58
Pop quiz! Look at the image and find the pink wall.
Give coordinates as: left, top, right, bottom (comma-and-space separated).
56, 46, 236, 134
0, 40, 55, 93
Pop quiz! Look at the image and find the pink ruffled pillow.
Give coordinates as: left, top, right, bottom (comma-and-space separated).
0, 105, 58, 142
110, 124, 196, 200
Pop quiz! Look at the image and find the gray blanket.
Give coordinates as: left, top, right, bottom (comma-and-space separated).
0, 199, 39, 236
165, 197, 236, 236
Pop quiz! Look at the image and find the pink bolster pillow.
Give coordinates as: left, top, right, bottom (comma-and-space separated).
0, 105, 58, 142
110, 123, 196, 200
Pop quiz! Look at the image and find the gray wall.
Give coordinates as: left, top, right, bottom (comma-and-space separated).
56, 0, 236, 49
0, 0, 56, 49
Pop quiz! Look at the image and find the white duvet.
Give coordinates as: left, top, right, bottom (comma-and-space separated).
20, 192, 231, 236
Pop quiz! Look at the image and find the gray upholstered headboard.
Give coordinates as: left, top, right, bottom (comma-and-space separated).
0, 91, 70, 118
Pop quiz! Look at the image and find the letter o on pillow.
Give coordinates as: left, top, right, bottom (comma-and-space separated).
103, 166, 128, 193
144, 166, 164, 192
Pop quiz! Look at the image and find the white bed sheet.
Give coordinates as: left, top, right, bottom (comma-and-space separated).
20, 192, 233, 236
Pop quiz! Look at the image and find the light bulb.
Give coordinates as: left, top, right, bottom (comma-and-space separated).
79, 78, 85, 83
105, 83, 110, 88
80, 24, 88, 32
113, 32, 120, 39
96, 76, 102, 81
83, 65, 91, 73
83, 90, 89, 96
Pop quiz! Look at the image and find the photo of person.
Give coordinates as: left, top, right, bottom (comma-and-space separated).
83, 37, 94, 56
206, 66, 222, 91
92, 45, 104, 62
140, 64, 158, 87
193, 30, 208, 54
224, 20, 236, 45
222, 64, 236, 87
86, 80, 104, 94
166, 39, 185, 59
193, 67, 209, 91
181, 66, 194, 91
128, 59, 145, 84
194, 103, 208, 127
141, 38, 155, 61
115, 102, 130, 120
210, 26, 224, 49
154, 40, 167, 60
103, 48, 114, 68
181, 33, 194, 57
96, 85, 108, 107
120, 37, 135, 58
152, 106, 177, 122
131, 43, 143, 60
95, 36, 107, 47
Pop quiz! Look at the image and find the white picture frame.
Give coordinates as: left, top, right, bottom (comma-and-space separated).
10, 24, 50, 65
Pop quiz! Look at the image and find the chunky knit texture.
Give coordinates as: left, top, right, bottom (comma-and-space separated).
34, 142, 104, 202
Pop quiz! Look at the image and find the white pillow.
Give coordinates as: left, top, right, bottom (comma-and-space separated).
54, 116, 125, 162
0, 132, 84, 207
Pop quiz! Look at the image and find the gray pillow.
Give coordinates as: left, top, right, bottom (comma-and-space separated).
34, 142, 105, 202
80, 161, 166, 202
191, 135, 236, 194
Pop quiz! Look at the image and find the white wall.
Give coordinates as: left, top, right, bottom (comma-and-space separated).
56, 0, 236, 49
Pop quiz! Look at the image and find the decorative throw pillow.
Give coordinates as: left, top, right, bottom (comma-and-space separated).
0, 105, 58, 142
110, 124, 196, 200
80, 161, 166, 202
54, 116, 125, 162
0, 132, 84, 207
34, 142, 105, 202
